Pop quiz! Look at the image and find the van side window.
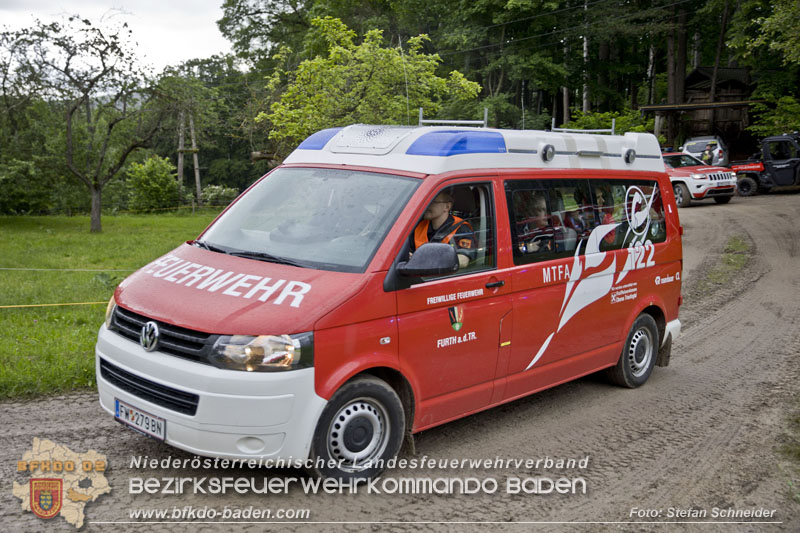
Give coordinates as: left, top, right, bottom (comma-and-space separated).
506, 179, 667, 265
410, 183, 495, 278
507, 180, 582, 265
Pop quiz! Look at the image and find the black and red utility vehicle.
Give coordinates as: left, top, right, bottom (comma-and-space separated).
730, 133, 800, 196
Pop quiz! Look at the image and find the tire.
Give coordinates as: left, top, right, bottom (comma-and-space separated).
713, 196, 732, 204
308, 376, 405, 480
673, 182, 691, 208
606, 314, 659, 388
737, 176, 758, 197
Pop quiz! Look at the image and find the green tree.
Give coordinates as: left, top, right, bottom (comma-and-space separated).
127, 156, 181, 212
7, 17, 173, 231
201, 184, 240, 207
260, 17, 480, 155
727, 0, 800, 142
218, 0, 311, 66
751, 0, 800, 66
0, 159, 51, 214
145, 54, 278, 193
564, 109, 665, 144
747, 96, 800, 138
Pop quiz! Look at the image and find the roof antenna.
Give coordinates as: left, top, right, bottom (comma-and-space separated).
399, 38, 410, 126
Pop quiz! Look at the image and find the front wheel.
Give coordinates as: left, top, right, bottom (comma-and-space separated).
606, 314, 659, 388
673, 182, 691, 208
308, 376, 405, 480
737, 176, 758, 197
713, 196, 732, 204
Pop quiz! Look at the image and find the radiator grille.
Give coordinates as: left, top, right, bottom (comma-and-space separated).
100, 358, 199, 416
111, 306, 215, 364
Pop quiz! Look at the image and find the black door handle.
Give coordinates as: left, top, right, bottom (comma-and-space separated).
485, 280, 505, 288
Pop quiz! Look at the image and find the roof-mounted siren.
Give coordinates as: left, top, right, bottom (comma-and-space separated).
551, 118, 616, 135
419, 108, 489, 128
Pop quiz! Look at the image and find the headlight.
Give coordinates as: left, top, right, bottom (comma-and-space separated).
105, 296, 116, 329
691, 173, 707, 180
209, 332, 313, 372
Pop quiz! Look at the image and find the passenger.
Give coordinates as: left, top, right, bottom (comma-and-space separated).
565, 188, 593, 237
410, 191, 475, 268
594, 187, 616, 223
594, 186, 617, 245
701, 144, 714, 165
517, 193, 554, 253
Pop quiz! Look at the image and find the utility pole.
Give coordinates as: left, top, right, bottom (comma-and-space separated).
188, 114, 202, 207
176, 108, 202, 207
177, 110, 185, 186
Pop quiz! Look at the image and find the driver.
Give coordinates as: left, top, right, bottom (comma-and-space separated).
410, 191, 475, 268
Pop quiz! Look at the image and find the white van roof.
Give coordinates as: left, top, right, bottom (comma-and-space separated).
283, 124, 665, 175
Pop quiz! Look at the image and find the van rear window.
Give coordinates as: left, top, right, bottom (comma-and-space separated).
685, 141, 714, 153
506, 178, 667, 266
200, 168, 419, 273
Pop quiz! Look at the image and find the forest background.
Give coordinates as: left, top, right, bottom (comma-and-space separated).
1, 0, 798, 231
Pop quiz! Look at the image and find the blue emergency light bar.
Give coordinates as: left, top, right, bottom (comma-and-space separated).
297, 127, 343, 150
405, 130, 507, 156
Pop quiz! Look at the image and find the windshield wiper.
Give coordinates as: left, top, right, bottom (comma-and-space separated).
194, 241, 308, 268
193, 240, 230, 254
227, 250, 308, 268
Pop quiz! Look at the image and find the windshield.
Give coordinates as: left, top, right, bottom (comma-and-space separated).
664, 154, 704, 168
685, 140, 717, 153
199, 168, 419, 273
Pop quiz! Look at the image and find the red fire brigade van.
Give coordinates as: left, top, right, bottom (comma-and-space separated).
97, 125, 682, 480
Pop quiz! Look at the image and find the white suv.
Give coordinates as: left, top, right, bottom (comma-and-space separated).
663, 152, 737, 207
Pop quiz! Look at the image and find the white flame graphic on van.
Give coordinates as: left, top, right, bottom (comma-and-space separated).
525, 184, 658, 371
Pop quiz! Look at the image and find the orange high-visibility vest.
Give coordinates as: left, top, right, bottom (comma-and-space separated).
414, 216, 469, 250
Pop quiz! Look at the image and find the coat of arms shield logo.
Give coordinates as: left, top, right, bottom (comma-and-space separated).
448, 305, 464, 331
30, 478, 62, 519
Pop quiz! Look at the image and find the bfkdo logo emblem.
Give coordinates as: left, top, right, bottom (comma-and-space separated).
30, 478, 62, 519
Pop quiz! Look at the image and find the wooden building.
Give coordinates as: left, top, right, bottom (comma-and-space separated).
641, 67, 755, 152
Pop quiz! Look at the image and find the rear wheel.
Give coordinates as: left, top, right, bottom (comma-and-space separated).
713, 196, 732, 204
308, 376, 405, 480
607, 314, 659, 388
673, 182, 691, 208
737, 176, 757, 197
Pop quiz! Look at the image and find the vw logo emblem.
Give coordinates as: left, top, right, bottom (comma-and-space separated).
140, 321, 160, 352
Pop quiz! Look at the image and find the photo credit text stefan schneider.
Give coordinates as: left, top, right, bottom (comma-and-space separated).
127, 454, 591, 496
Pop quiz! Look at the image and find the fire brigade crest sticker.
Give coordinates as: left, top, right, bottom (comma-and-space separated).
449, 305, 464, 331
30, 478, 62, 519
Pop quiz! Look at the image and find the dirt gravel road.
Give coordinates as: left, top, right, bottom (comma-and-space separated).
3, 194, 799, 532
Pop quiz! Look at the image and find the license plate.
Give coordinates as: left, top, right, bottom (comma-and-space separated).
115, 398, 166, 441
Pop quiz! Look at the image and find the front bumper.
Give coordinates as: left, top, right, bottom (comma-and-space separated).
691, 181, 737, 199
664, 319, 681, 346
96, 325, 327, 461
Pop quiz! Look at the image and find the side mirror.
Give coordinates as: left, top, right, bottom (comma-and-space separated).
397, 243, 459, 277
678, 145, 684, 151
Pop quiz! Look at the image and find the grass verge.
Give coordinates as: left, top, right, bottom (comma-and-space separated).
0, 212, 219, 399
699, 235, 753, 288
780, 407, 800, 503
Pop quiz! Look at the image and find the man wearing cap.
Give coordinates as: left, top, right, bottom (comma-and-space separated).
411, 191, 476, 268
